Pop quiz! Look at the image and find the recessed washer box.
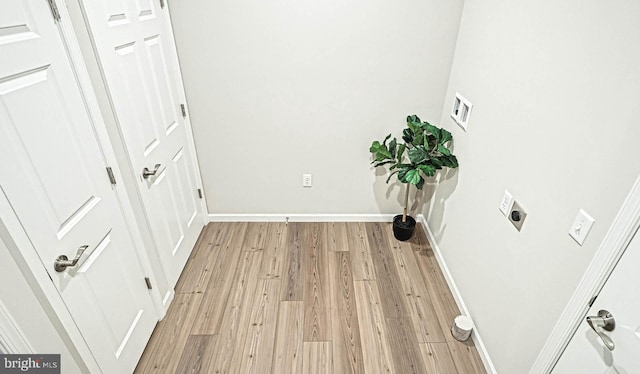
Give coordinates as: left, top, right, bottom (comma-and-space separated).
450, 92, 473, 131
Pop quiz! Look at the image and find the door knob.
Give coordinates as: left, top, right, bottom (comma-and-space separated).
586, 309, 615, 351
54, 245, 89, 272
142, 163, 161, 179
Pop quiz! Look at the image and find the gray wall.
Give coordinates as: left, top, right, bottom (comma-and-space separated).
431, 0, 640, 372
170, 0, 640, 370
169, 0, 465, 214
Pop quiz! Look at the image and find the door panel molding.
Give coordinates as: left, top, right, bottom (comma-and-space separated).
531, 175, 640, 373
0, 299, 34, 354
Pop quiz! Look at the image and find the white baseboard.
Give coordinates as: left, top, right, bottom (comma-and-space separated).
416, 214, 497, 374
208, 213, 396, 223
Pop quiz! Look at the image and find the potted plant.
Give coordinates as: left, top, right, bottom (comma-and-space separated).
369, 114, 459, 241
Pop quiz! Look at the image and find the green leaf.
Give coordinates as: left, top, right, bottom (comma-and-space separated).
397, 167, 411, 183
389, 138, 397, 159
430, 158, 444, 169
440, 128, 453, 144
418, 164, 436, 177
406, 114, 421, 124
369, 141, 381, 153
402, 128, 413, 143
371, 139, 393, 161
396, 144, 406, 163
441, 155, 459, 168
422, 136, 436, 153
449, 155, 459, 168
424, 123, 441, 142
437, 144, 451, 156
408, 147, 429, 164
412, 129, 424, 145
416, 177, 425, 190
407, 120, 420, 135
375, 148, 393, 161
382, 134, 391, 147
404, 169, 421, 185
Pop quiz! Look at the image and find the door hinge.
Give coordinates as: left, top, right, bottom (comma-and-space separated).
180, 104, 187, 118
47, 0, 62, 22
144, 277, 153, 290
588, 295, 598, 307
159, 0, 165, 9
197, 188, 203, 199
106, 167, 117, 185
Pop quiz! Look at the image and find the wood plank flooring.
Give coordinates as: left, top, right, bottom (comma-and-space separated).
135, 222, 486, 374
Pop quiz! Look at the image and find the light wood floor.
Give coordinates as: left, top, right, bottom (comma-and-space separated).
135, 222, 486, 374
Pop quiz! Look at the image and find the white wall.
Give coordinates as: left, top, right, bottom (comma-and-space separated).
169, 0, 465, 214
430, 0, 640, 372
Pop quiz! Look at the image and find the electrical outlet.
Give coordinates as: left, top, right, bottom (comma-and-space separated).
499, 190, 514, 216
569, 209, 595, 246
302, 174, 312, 187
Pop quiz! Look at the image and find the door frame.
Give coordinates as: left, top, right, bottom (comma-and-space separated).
64, 0, 209, 310
530, 174, 640, 373
0, 1, 163, 371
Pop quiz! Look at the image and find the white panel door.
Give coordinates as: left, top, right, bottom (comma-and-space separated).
0, 1, 156, 372
78, 0, 204, 287
553, 228, 640, 373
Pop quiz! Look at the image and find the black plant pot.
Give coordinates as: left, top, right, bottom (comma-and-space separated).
393, 214, 416, 241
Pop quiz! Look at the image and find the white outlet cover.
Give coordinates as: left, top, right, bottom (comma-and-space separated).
569, 209, 595, 246
499, 190, 514, 216
302, 174, 312, 187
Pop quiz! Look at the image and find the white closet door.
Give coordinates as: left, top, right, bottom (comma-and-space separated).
0, 1, 156, 372
78, 0, 206, 287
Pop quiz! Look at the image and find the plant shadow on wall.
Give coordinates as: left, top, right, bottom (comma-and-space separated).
418, 156, 459, 244
370, 115, 459, 241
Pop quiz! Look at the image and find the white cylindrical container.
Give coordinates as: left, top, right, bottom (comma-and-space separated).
451, 315, 473, 342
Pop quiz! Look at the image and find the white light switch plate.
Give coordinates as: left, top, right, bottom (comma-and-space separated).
499, 190, 514, 216
569, 209, 595, 246
302, 174, 312, 187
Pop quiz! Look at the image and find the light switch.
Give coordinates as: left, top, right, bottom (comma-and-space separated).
569, 209, 595, 246
499, 190, 514, 216
302, 174, 312, 187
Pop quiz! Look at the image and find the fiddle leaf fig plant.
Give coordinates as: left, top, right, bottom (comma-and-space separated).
370, 114, 459, 224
